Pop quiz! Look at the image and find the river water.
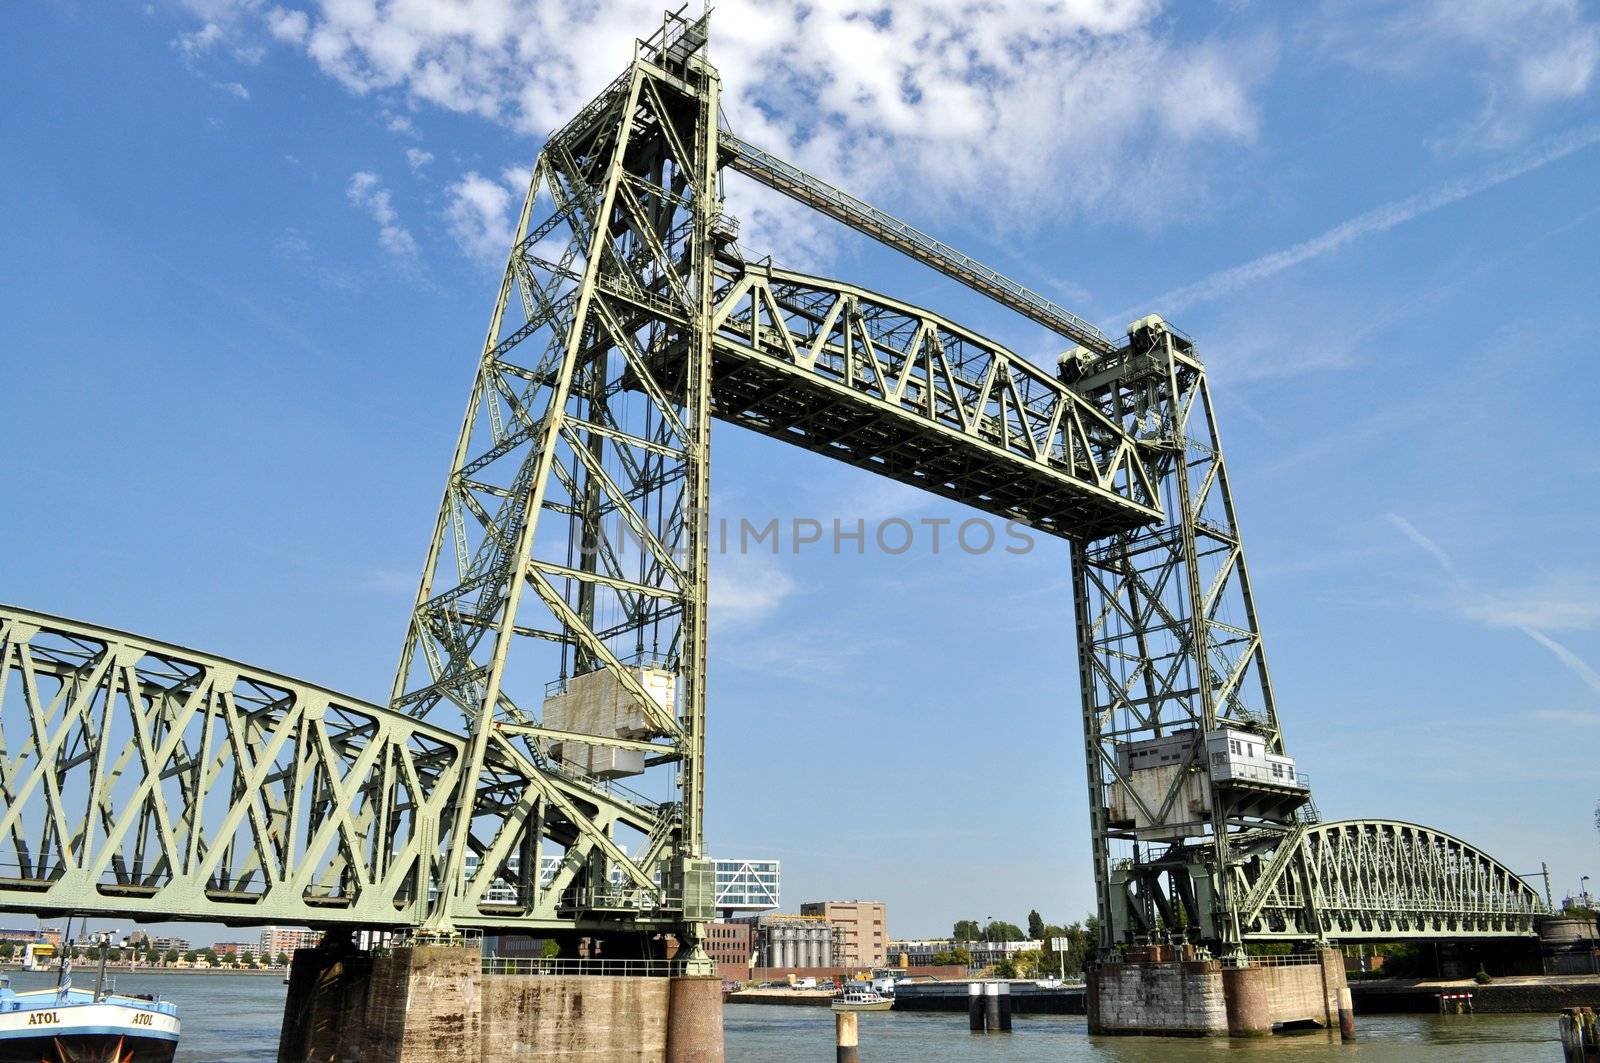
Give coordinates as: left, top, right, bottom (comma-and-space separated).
2, 971, 1563, 1060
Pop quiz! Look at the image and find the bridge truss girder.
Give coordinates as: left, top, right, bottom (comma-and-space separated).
700, 264, 1160, 539
0, 606, 458, 929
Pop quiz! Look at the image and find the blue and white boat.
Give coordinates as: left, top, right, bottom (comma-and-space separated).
0, 974, 179, 1063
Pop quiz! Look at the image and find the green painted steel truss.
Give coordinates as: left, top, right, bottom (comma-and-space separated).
0, 12, 1549, 954
0, 606, 457, 928
1235, 820, 1546, 940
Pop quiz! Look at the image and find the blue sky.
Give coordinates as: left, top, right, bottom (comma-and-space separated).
3, 1, 1600, 943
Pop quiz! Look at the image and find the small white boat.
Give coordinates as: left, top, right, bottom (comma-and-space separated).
831, 988, 893, 1012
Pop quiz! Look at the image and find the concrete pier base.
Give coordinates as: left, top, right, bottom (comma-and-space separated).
276, 944, 725, 1063
664, 976, 725, 1063
1089, 948, 1353, 1039
1088, 959, 1227, 1036
277, 940, 373, 1063
365, 944, 482, 1061
1222, 965, 1272, 1037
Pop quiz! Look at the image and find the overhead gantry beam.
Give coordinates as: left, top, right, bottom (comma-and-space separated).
719, 132, 1117, 355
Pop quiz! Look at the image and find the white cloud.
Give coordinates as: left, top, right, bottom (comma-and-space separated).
1458, 578, 1600, 631
1388, 514, 1600, 698
1141, 124, 1600, 316
1325, 0, 1600, 140
213, 80, 251, 100
405, 147, 433, 172
709, 555, 797, 630
443, 171, 517, 262
174, 22, 225, 61
1532, 708, 1600, 727
346, 171, 418, 258
172, 0, 1270, 243
265, 7, 310, 44
1425, 0, 1599, 103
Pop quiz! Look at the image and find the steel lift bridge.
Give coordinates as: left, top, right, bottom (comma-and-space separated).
0, 13, 1546, 967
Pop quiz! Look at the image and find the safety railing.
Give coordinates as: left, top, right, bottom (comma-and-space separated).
1221, 951, 1326, 968
482, 956, 686, 977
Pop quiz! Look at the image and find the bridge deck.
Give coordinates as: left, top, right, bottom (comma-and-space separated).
704, 336, 1148, 541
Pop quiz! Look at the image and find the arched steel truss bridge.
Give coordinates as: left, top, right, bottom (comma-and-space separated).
1115, 816, 1547, 946
1238, 820, 1547, 940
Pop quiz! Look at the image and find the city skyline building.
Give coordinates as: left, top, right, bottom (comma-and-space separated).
801, 901, 887, 968
887, 937, 1041, 969
703, 921, 754, 969
744, 913, 835, 970
260, 927, 321, 957
713, 860, 780, 918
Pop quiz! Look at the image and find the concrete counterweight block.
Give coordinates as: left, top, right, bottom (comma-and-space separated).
665, 975, 725, 1063
1221, 965, 1272, 1037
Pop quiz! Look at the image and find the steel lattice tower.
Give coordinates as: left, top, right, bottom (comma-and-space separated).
1069, 324, 1305, 955
391, 14, 721, 964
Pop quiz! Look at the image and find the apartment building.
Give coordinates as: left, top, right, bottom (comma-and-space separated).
260, 926, 322, 957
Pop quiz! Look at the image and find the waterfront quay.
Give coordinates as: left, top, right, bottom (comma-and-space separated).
2, 970, 1578, 1061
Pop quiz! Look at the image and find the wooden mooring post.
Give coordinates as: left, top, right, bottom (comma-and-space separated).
835, 1009, 859, 1063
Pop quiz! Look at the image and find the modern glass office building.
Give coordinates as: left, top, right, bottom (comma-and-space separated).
460, 853, 779, 915
712, 859, 780, 917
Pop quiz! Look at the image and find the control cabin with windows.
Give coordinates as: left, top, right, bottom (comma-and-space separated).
1109, 727, 1309, 840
